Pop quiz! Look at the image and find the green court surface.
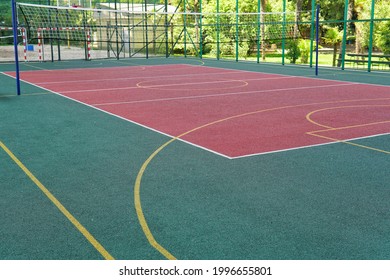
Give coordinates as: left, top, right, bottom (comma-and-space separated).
0, 58, 389, 260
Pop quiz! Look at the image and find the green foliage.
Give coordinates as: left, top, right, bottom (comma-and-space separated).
286, 39, 301, 63
201, 0, 258, 58
298, 39, 311, 64
376, 21, 390, 55
323, 27, 342, 66
0, 2, 12, 26
4, 0, 390, 60
323, 27, 343, 45
354, 0, 390, 52
318, 0, 346, 23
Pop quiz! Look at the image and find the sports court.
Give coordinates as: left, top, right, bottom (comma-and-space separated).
1, 58, 389, 260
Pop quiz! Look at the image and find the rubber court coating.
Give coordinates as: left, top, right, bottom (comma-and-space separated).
1, 58, 389, 260
9, 64, 390, 158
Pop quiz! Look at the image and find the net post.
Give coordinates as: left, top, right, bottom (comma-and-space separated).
11, 0, 21, 96
315, 4, 320, 76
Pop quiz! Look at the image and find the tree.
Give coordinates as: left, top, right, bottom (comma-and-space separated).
353, 0, 390, 54
323, 27, 343, 66
260, 0, 267, 61
0, 2, 12, 26
318, 0, 346, 24
376, 22, 390, 55
293, 0, 303, 39
373, 0, 390, 55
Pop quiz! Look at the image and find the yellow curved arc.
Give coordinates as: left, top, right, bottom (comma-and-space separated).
135, 98, 390, 260
306, 104, 390, 154
306, 104, 390, 129
134, 138, 178, 260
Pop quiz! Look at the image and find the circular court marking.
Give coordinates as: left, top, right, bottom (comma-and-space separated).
306, 104, 390, 129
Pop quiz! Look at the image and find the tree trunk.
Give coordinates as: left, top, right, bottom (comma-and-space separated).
355, 24, 363, 53
348, 0, 355, 29
260, 0, 267, 61
333, 43, 338, 66
294, 0, 303, 39
347, 0, 355, 53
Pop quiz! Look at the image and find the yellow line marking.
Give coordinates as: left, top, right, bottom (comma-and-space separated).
37, 70, 244, 85
134, 139, 178, 260
306, 104, 390, 129
306, 132, 390, 154
305, 104, 390, 154
309, 120, 390, 134
135, 97, 390, 259
0, 141, 115, 260
136, 78, 248, 90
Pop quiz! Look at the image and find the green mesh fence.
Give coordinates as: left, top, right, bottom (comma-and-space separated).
1, 0, 389, 72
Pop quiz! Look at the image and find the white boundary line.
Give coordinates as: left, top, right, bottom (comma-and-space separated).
198, 57, 390, 79
188, 61, 390, 88
36, 69, 249, 85
231, 132, 390, 160
4, 65, 390, 160
91, 83, 355, 106
2, 71, 232, 159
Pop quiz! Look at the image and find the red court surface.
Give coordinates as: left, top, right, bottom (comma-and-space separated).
16, 64, 390, 158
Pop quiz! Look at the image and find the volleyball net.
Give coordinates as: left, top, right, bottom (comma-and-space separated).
15, 2, 314, 62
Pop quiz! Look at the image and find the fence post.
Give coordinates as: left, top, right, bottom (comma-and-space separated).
340, 0, 349, 70
165, 0, 169, 58
256, 0, 260, 63
235, 0, 239, 61
367, 0, 375, 72
282, 0, 286, 65
143, 0, 149, 59
309, 0, 315, 67
315, 4, 320, 76
216, 0, 220, 60
199, 0, 203, 59
184, 0, 187, 58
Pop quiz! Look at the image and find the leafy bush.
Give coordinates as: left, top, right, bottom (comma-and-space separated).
376, 21, 390, 55
298, 39, 311, 64
286, 40, 301, 64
